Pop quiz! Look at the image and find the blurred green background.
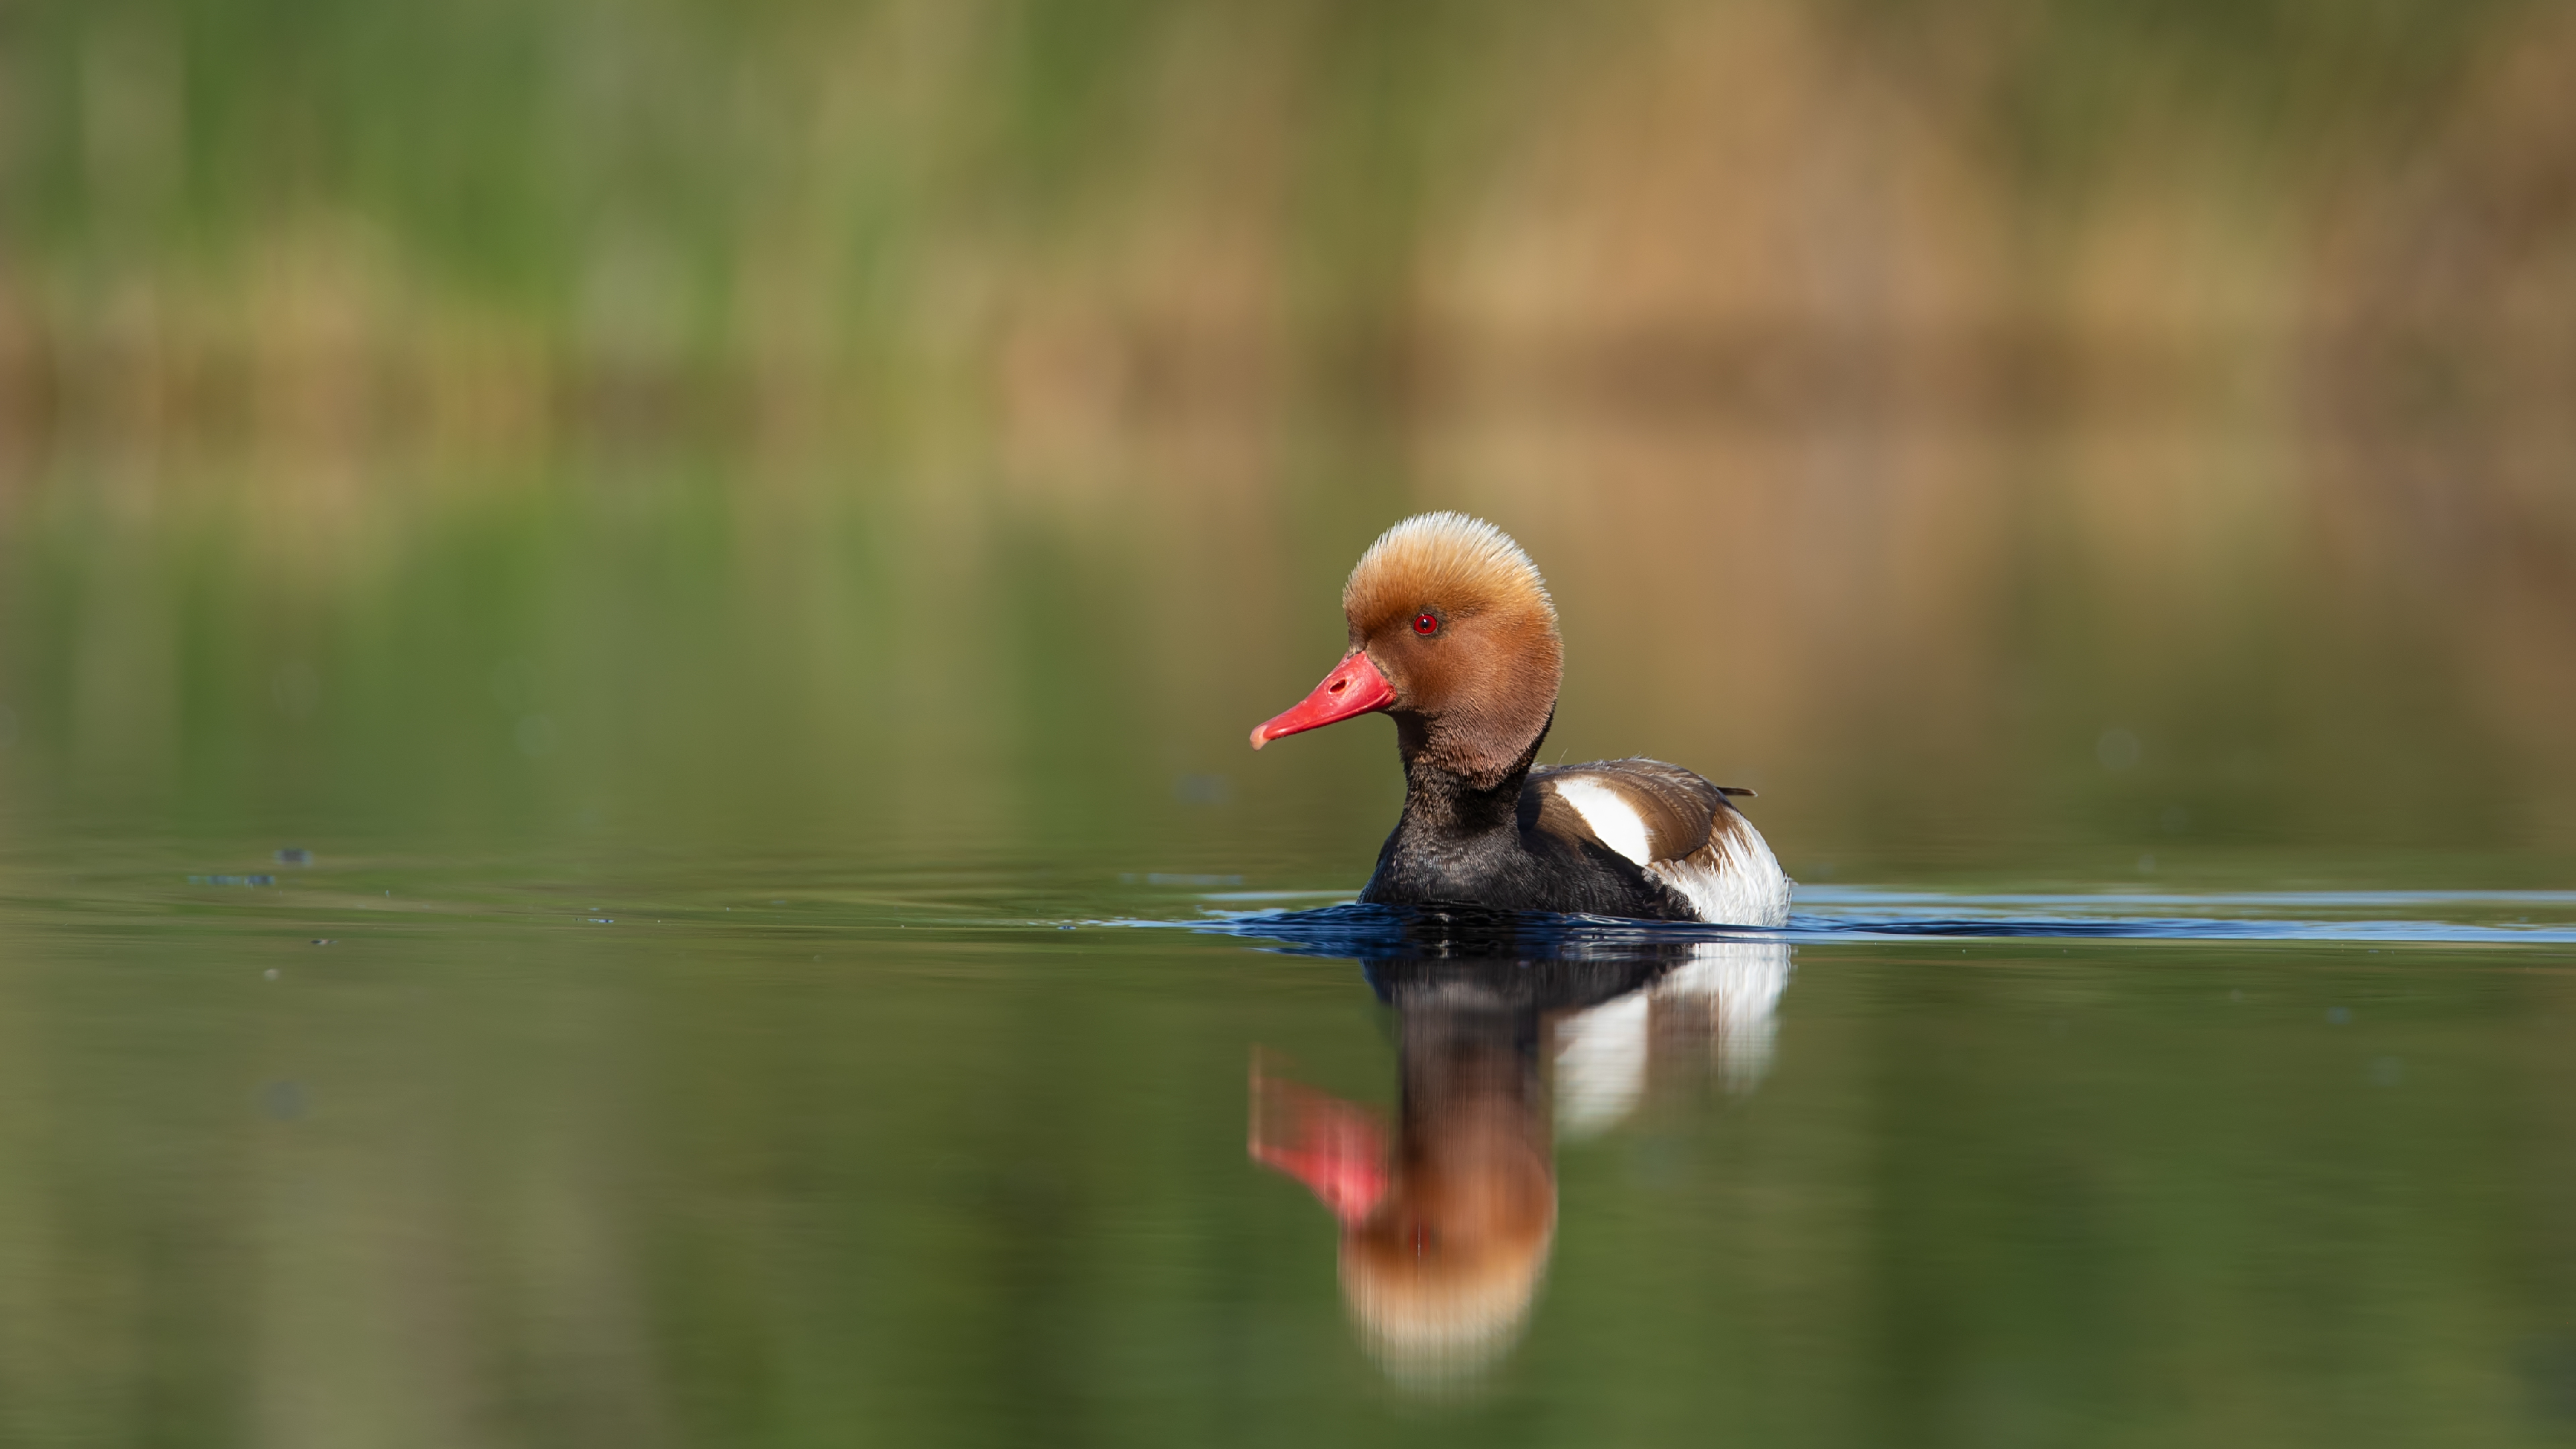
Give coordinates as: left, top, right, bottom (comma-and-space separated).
4, 0, 2575, 879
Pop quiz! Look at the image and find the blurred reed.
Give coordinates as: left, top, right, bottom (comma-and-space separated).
0, 0, 2571, 869
0, 0, 2569, 451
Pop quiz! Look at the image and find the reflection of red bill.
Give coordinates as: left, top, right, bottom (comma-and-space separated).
1248, 1051, 1389, 1225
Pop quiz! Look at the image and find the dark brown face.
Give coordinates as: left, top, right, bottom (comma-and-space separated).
1350, 594, 1562, 786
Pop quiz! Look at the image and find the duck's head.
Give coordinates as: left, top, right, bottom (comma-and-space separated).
1250, 513, 1562, 787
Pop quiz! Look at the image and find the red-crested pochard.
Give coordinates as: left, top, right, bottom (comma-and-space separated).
1251, 513, 1792, 926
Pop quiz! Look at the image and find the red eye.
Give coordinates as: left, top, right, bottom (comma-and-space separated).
1412, 612, 1439, 635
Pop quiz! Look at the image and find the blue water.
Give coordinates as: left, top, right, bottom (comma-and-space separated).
1164, 890, 2576, 955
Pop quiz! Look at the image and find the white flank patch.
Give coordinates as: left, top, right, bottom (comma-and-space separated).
1552, 991, 1650, 1140
1552, 773, 1796, 926
1650, 817, 1794, 928
1653, 942, 1793, 1094
1548, 777, 1654, 866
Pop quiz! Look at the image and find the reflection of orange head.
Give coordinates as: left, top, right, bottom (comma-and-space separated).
1251, 1042, 1558, 1385
1338, 1099, 1556, 1382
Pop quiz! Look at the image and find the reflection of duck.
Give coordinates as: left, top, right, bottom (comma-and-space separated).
1250, 513, 1792, 924
1251, 937, 1790, 1386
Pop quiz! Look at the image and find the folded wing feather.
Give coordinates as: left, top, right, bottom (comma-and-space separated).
1533, 759, 1793, 926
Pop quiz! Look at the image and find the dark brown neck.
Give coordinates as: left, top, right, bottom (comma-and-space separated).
1393, 706, 1553, 840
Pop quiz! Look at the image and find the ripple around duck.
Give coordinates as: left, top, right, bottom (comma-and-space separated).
1169, 891, 2576, 959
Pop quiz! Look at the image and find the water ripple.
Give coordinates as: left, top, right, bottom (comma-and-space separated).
1163, 890, 2576, 958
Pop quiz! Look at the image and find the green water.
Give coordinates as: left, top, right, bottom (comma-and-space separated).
2, 456, 2573, 1446
3, 853, 2574, 1446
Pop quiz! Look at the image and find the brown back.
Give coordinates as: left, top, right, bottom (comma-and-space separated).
1529, 757, 1752, 866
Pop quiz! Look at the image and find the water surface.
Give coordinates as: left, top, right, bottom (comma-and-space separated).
4, 835, 2573, 1446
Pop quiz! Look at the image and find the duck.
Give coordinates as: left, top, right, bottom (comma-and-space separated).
1250, 512, 1792, 926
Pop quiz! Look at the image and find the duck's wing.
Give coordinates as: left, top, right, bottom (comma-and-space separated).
1528, 758, 1793, 926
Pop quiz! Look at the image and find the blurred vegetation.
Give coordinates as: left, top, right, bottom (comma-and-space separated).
1, 0, 2571, 437
0, 0, 2571, 872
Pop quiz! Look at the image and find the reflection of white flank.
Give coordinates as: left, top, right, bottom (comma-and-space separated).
1551, 942, 1795, 1136
1654, 942, 1792, 1094
1552, 991, 1649, 1140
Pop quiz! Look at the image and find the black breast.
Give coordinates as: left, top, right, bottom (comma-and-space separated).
1356, 775, 1699, 920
